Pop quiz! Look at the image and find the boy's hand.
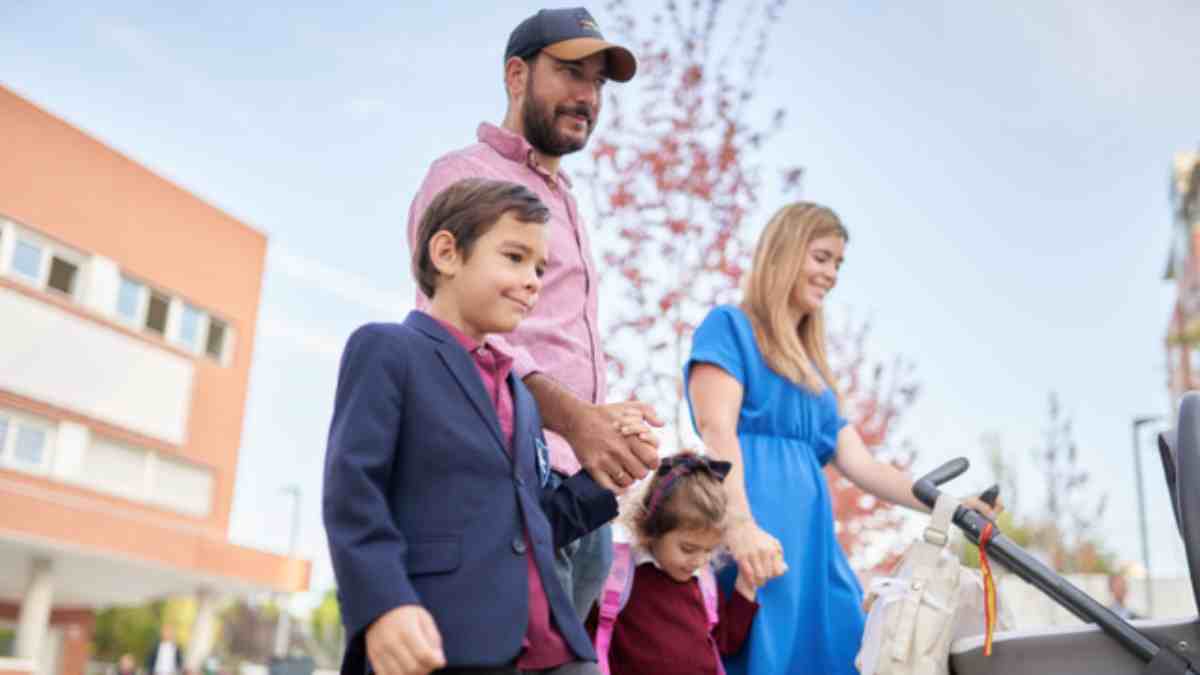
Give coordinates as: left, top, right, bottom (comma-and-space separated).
365, 606, 445, 675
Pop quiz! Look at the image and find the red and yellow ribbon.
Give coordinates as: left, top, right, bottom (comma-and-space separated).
978, 522, 997, 656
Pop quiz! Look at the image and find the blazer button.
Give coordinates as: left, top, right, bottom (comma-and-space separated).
512, 536, 527, 555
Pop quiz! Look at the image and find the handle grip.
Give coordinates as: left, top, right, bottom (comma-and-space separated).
912, 458, 970, 509
980, 484, 1000, 508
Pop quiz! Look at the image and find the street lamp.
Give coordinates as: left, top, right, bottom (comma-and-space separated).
274, 484, 302, 658
1132, 415, 1163, 617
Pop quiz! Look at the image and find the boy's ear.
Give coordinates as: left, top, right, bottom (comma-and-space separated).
428, 230, 461, 278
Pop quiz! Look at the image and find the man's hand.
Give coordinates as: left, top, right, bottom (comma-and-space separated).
567, 401, 663, 491
365, 606, 445, 675
726, 520, 788, 589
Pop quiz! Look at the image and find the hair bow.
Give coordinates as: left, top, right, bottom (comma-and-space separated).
656, 454, 732, 482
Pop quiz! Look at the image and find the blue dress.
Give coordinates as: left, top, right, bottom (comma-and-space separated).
685, 305, 864, 675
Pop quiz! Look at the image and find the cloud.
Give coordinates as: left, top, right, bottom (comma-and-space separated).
268, 246, 409, 319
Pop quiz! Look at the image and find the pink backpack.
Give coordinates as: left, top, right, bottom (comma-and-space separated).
593, 541, 727, 675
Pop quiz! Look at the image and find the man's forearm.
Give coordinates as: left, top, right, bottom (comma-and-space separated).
523, 372, 586, 437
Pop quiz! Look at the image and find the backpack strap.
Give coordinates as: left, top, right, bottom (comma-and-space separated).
890, 493, 959, 662
697, 567, 727, 675
595, 541, 635, 675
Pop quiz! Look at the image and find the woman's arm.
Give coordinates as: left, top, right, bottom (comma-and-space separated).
831, 424, 926, 511
832, 425, 1003, 516
689, 363, 788, 588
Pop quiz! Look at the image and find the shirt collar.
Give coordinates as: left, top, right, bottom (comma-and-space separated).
477, 122, 573, 189
427, 312, 513, 362
633, 545, 702, 579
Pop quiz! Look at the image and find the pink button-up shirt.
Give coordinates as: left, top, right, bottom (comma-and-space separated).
407, 122, 607, 475
430, 314, 573, 670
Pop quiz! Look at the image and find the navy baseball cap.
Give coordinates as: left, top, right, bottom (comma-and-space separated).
505, 7, 637, 82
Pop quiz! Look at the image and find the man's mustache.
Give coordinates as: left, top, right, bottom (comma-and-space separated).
555, 105, 593, 126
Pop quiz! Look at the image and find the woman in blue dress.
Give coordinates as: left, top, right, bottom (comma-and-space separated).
685, 202, 993, 674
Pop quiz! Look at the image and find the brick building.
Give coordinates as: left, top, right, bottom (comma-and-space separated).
0, 85, 309, 675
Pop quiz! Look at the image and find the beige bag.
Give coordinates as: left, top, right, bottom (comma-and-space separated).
857, 494, 963, 675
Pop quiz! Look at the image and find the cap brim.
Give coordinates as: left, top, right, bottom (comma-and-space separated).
543, 38, 637, 82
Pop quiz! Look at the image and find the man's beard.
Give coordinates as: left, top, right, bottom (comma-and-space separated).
522, 81, 593, 157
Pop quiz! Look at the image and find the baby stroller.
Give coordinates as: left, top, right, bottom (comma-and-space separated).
917, 392, 1200, 675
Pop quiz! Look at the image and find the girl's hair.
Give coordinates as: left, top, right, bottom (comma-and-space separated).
741, 201, 849, 395
625, 452, 729, 543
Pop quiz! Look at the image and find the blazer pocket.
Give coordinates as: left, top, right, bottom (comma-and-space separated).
405, 534, 461, 576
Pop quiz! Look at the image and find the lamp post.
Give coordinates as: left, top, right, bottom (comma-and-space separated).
274, 484, 302, 658
1132, 415, 1163, 617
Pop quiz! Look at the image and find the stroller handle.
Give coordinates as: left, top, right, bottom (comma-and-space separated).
910, 458, 1186, 671
912, 457, 969, 509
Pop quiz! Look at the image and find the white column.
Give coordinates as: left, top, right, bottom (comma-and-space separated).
185, 588, 221, 671
14, 557, 54, 661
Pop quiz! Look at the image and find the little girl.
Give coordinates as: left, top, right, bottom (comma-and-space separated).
588, 452, 782, 675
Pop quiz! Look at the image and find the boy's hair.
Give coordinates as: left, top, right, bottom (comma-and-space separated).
625, 452, 729, 543
413, 178, 550, 298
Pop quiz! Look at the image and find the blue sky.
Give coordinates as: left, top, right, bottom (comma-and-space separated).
4, 1, 1200, 607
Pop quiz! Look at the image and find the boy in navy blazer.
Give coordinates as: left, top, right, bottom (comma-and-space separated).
323, 178, 617, 675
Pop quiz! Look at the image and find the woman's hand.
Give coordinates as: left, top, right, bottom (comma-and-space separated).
726, 519, 788, 588
962, 493, 1004, 521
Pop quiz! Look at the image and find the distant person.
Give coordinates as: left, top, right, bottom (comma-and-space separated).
1108, 573, 1142, 620
116, 653, 138, 675
145, 625, 183, 675
325, 179, 619, 675
406, 6, 660, 622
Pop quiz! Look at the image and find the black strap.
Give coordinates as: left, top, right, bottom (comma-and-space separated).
1145, 646, 1193, 675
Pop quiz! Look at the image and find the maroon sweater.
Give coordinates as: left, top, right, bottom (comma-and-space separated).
587, 562, 759, 675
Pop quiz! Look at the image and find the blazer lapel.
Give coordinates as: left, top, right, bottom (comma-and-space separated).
436, 344, 507, 456
405, 311, 508, 457
509, 374, 543, 482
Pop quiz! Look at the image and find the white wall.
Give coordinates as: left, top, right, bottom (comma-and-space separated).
0, 287, 193, 445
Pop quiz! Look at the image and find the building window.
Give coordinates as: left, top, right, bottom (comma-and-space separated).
78, 436, 213, 517
0, 410, 53, 474
46, 255, 79, 295
117, 276, 144, 323
13, 427, 47, 467
206, 317, 228, 360
114, 273, 230, 364
178, 303, 204, 350
145, 291, 170, 335
152, 455, 213, 516
12, 238, 43, 281
2, 221, 86, 299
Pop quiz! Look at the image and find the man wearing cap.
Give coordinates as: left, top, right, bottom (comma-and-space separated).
406, 3, 659, 641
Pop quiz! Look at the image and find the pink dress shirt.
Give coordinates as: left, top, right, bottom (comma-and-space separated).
431, 314, 574, 669
407, 122, 607, 475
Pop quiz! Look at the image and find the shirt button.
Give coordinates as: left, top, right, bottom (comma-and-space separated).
512, 537, 527, 555
515, 475, 525, 487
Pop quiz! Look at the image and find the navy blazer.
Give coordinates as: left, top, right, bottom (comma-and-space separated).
323, 311, 617, 673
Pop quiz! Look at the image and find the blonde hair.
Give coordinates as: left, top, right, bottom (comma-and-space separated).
622, 452, 728, 546
741, 202, 848, 394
